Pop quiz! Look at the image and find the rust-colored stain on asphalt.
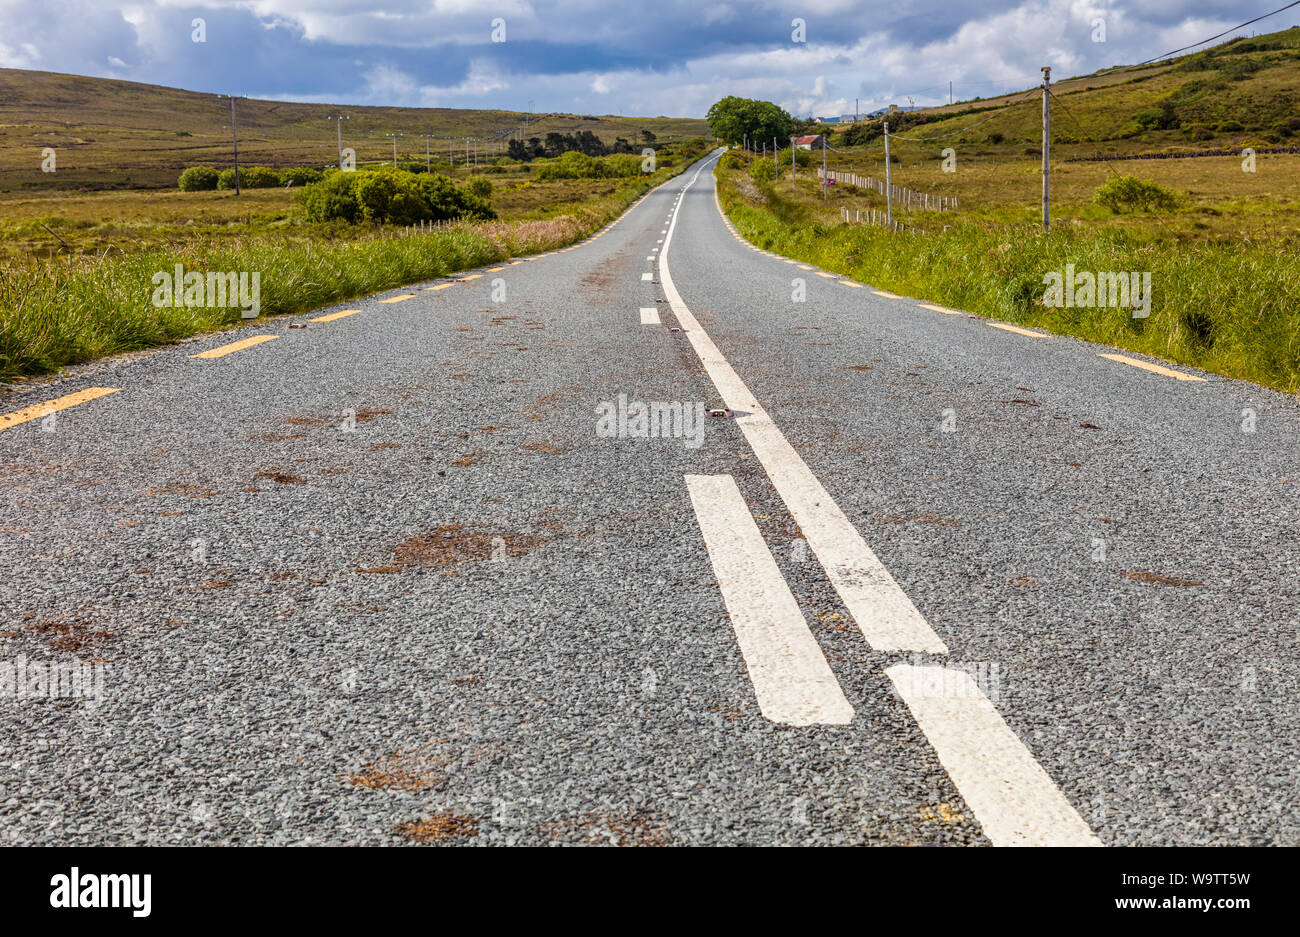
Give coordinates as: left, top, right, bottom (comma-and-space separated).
27, 618, 116, 653
389, 525, 544, 569
349, 753, 442, 793
396, 812, 479, 843
540, 809, 670, 847
522, 441, 564, 455
254, 472, 306, 485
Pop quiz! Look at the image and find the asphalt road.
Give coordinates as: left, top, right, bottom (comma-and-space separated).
1, 150, 1296, 846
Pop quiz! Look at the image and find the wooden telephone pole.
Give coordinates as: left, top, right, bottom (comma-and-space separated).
1042, 66, 1051, 232
884, 122, 892, 225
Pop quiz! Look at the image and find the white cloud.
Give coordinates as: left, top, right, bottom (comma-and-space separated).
0, 41, 40, 67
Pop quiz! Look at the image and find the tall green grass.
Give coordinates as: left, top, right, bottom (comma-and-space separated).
718, 167, 1300, 394
0, 164, 697, 383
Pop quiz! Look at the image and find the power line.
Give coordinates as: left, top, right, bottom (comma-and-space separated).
1136, 0, 1300, 65
887, 92, 1039, 142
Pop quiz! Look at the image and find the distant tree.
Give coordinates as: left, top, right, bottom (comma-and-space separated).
641, 129, 657, 144
575, 129, 605, 155
544, 132, 569, 158
706, 96, 796, 146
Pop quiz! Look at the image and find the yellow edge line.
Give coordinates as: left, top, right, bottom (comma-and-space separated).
486, 266, 505, 272
311, 310, 361, 323
836, 279, 864, 288
872, 290, 901, 298
1097, 353, 1206, 382
459, 274, 484, 281
380, 294, 416, 303
424, 283, 454, 291
190, 335, 279, 359
0, 387, 120, 433
919, 303, 962, 315
986, 322, 1048, 338
815, 272, 837, 279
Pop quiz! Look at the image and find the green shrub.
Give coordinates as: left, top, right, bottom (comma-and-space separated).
279, 167, 324, 187
1134, 103, 1179, 130
216, 167, 280, 190
534, 151, 644, 179
1093, 175, 1178, 213
465, 176, 493, 199
296, 169, 497, 224
535, 151, 598, 179
240, 166, 282, 189
750, 158, 777, 183
1216, 120, 1245, 133
177, 166, 219, 191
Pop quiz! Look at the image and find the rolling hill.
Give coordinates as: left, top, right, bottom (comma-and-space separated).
834, 25, 1300, 157
0, 68, 710, 191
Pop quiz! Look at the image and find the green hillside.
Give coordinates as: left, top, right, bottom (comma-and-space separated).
0, 68, 709, 191
833, 25, 1300, 156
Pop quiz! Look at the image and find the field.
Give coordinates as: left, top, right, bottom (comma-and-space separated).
782, 149, 1300, 242
0, 139, 709, 381
0, 168, 670, 262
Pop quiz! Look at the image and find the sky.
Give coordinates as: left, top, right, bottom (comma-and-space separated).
0, 1, 1291, 117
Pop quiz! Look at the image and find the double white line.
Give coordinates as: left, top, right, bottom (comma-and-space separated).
663, 152, 1099, 847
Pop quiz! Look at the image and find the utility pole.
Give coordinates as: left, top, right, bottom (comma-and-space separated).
949, 81, 953, 106
385, 132, 403, 165
791, 136, 796, 184
222, 94, 244, 195
821, 133, 827, 200
884, 121, 892, 225
326, 115, 349, 170
1041, 66, 1051, 232
773, 136, 777, 174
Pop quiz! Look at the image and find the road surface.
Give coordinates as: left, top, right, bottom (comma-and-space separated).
1, 150, 1296, 846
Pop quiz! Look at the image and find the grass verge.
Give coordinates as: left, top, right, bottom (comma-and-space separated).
716, 161, 1300, 394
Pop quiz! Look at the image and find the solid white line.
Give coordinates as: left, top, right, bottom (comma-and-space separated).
647, 256, 656, 261
886, 665, 1101, 846
661, 155, 947, 655
641, 272, 653, 281
686, 474, 854, 726
640, 306, 660, 324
